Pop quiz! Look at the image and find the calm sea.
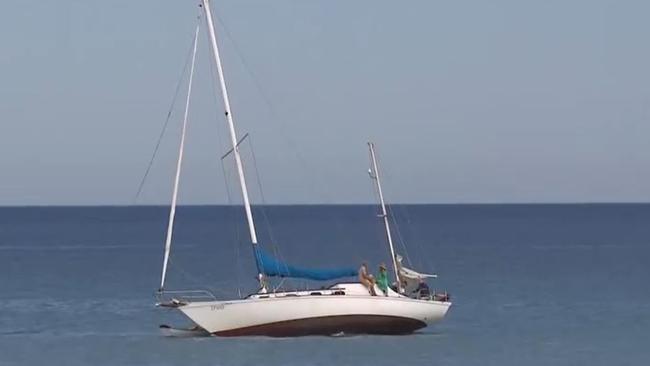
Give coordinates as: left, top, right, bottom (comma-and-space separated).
0, 204, 648, 365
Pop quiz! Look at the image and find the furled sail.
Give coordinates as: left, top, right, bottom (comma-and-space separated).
255, 248, 357, 281
396, 254, 437, 294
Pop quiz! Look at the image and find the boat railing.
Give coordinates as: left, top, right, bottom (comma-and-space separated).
156, 289, 217, 306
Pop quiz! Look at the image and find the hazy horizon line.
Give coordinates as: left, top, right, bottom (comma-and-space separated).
1, 201, 649, 208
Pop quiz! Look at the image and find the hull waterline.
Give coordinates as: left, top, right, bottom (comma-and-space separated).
211, 314, 426, 337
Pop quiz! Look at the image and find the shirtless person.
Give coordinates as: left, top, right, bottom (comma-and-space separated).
358, 262, 377, 296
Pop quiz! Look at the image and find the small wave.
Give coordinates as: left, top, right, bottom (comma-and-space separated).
531, 243, 645, 250
0, 298, 149, 316
500, 301, 527, 309
0, 329, 157, 338
0, 328, 45, 336
0, 243, 196, 251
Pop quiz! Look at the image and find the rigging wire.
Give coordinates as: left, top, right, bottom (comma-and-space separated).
367, 147, 418, 271
220, 152, 244, 298
211, 8, 342, 205
209, 47, 246, 299
387, 201, 417, 267
132, 20, 202, 204
205, 10, 357, 291
167, 259, 233, 298
246, 135, 278, 249
209, 13, 295, 289
405, 204, 436, 272
245, 135, 293, 292
152, 11, 244, 298
199, 12, 249, 298
159, 18, 201, 292
374, 149, 414, 267
367, 148, 395, 266
389, 205, 414, 267
140, 10, 250, 299
381, 160, 437, 273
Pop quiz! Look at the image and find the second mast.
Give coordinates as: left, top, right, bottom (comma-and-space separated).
201, 0, 259, 247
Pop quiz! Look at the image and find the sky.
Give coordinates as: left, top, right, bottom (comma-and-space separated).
1, 0, 649, 205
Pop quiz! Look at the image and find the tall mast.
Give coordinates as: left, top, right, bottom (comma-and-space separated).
201, 1, 260, 260
368, 142, 401, 293
159, 24, 200, 292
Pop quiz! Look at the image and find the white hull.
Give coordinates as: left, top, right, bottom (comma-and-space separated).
175, 283, 450, 337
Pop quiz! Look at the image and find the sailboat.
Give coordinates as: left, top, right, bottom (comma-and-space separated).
156, 0, 451, 337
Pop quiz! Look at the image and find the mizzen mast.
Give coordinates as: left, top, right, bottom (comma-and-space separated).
368, 142, 402, 293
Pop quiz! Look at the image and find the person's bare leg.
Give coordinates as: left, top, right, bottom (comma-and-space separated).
362, 279, 376, 296
370, 277, 377, 296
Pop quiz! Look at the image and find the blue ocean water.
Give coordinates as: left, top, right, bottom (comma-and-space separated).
0, 204, 648, 365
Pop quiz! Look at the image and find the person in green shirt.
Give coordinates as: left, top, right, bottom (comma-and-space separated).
376, 263, 389, 296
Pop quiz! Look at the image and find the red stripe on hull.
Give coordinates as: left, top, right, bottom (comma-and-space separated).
213, 315, 427, 337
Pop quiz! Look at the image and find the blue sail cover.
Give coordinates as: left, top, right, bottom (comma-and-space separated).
255, 247, 357, 281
